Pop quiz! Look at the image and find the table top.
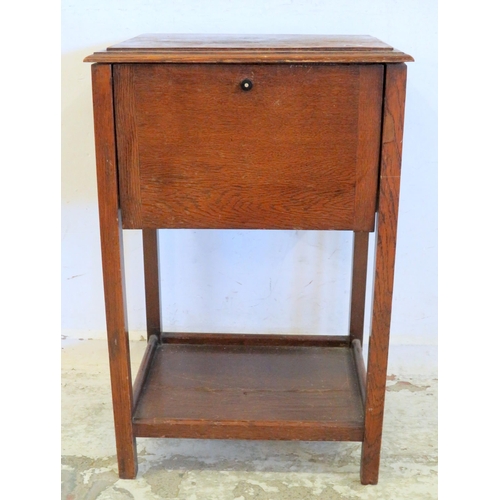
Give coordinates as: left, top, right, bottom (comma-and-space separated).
84, 34, 413, 63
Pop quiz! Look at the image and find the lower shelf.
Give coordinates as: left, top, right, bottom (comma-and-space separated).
133, 338, 365, 441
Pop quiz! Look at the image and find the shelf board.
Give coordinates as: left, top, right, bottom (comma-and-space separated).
133, 341, 365, 441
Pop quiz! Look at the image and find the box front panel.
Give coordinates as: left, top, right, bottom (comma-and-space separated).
114, 63, 383, 230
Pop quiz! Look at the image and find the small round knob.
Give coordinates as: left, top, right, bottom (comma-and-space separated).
240, 78, 253, 91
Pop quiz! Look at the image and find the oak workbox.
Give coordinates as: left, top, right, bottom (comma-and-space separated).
85, 34, 413, 485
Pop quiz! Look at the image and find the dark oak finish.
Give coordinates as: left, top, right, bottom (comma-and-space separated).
135, 419, 364, 441
349, 232, 370, 345
113, 64, 142, 227
161, 332, 350, 347
86, 34, 412, 484
84, 34, 413, 64
352, 339, 367, 404
361, 64, 408, 485
142, 229, 161, 339
132, 334, 158, 412
108, 33, 394, 51
133, 344, 364, 441
113, 63, 383, 231
91, 64, 137, 479
85, 50, 413, 64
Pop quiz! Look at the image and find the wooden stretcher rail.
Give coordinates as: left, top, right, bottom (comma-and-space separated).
352, 339, 367, 404
132, 335, 158, 412
160, 332, 351, 347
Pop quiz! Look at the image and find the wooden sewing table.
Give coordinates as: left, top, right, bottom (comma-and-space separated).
85, 34, 413, 484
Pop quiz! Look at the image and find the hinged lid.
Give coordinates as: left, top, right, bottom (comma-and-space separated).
84, 34, 413, 63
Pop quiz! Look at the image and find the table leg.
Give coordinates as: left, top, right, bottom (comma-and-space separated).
349, 231, 369, 346
92, 63, 137, 479
361, 64, 407, 485
143, 229, 162, 340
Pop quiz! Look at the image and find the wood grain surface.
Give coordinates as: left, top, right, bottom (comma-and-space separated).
133, 344, 365, 441
360, 64, 408, 485
161, 332, 350, 347
84, 34, 413, 63
142, 229, 162, 339
91, 63, 137, 479
349, 232, 370, 345
132, 334, 158, 412
108, 34, 394, 51
114, 63, 383, 230
352, 339, 367, 404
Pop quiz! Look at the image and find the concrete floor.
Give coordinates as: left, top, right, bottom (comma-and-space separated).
61, 339, 437, 499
